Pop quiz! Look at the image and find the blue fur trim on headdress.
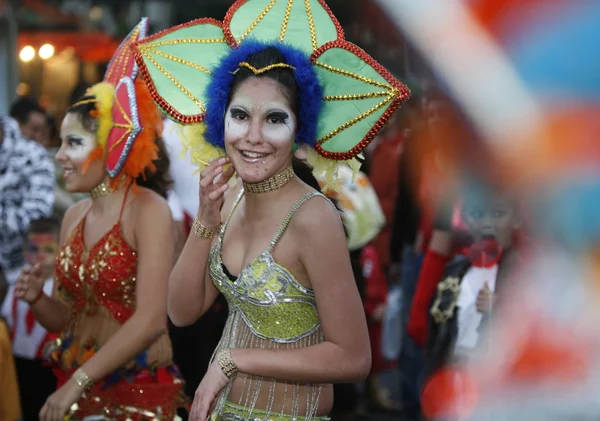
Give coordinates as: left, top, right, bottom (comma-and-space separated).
204, 39, 323, 149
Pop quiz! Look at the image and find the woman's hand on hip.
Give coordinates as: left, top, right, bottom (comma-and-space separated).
189, 359, 229, 421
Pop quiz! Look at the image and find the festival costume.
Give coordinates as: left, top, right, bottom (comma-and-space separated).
131, 0, 410, 186
131, 1, 409, 419
45, 18, 184, 420
210, 189, 333, 420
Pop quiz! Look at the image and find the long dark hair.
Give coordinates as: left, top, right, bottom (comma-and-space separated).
66, 97, 172, 198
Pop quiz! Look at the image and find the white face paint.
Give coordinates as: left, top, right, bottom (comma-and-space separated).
59, 113, 97, 163
56, 112, 106, 193
224, 77, 298, 183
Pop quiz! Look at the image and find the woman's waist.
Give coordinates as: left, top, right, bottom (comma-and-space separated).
224, 375, 333, 418
46, 329, 173, 373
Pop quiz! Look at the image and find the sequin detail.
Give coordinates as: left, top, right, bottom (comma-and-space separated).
58, 220, 138, 323
210, 189, 334, 420
54, 208, 184, 420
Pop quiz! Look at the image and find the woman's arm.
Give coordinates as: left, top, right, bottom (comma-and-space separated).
77, 193, 174, 382
231, 198, 371, 383
168, 159, 234, 326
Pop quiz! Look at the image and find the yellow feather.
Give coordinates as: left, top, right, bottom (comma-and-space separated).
307, 147, 363, 193
88, 83, 115, 150
177, 123, 226, 173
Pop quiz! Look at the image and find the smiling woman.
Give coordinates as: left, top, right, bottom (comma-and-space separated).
132, 1, 409, 420
224, 49, 299, 184
13, 18, 186, 421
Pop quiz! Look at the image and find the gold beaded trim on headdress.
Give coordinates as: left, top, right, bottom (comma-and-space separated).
71, 98, 98, 108
234, 62, 296, 76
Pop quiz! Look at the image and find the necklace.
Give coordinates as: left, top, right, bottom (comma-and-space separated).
90, 182, 114, 199
243, 166, 295, 194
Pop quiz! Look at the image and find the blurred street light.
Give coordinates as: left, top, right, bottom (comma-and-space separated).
39, 43, 54, 59
20, 45, 35, 62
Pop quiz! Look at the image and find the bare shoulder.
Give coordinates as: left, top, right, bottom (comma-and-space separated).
130, 187, 172, 228
290, 192, 343, 238
60, 199, 90, 243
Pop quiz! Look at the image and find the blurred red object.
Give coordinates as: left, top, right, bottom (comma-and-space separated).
421, 366, 479, 420
465, 237, 502, 268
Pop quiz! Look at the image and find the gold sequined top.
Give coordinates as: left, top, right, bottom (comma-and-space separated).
209, 189, 333, 421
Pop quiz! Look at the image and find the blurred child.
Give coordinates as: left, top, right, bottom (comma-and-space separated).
1, 218, 59, 421
424, 187, 522, 377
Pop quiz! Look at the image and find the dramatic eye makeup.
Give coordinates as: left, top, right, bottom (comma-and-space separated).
266, 110, 289, 124
66, 135, 83, 147
229, 106, 249, 121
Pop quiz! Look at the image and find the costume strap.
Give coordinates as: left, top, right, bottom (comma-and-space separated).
268, 191, 332, 252
219, 188, 245, 238
118, 185, 132, 221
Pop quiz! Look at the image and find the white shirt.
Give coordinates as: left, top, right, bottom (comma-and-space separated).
1, 278, 54, 359
455, 265, 498, 353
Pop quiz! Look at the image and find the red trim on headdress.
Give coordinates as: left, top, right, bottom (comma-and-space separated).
311, 39, 411, 161
130, 18, 224, 125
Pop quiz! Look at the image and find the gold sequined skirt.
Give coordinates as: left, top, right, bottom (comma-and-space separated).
211, 401, 330, 421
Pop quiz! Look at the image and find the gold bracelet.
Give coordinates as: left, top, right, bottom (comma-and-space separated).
216, 348, 238, 379
72, 367, 94, 390
192, 217, 220, 239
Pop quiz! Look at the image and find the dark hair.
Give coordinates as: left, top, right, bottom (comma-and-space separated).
10, 97, 45, 124
66, 95, 97, 132
28, 217, 61, 235
66, 96, 173, 199
229, 47, 300, 116
136, 135, 173, 199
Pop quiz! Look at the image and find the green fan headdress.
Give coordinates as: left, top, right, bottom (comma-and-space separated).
131, 0, 410, 185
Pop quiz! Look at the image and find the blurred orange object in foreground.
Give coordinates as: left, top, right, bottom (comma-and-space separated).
421, 367, 479, 420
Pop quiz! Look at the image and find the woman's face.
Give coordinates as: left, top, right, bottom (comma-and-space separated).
56, 112, 106, 193
462, 195, 520, 249
224, 76, 297, 183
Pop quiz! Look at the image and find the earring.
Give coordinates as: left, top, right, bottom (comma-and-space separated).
292, 142, 299, 152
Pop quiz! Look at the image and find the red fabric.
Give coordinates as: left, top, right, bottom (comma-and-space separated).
406, 250, 451, 347
360, 245, 397, 372
369, 134, 404, 268
54, 367, 184, 421
56, 218, 138, 324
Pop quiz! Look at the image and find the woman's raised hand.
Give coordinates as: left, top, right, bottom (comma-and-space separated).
198, 157, 235, 227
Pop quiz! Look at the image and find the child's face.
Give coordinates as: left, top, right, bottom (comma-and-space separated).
462, 195, 520, 249
24, 232, 59, 279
